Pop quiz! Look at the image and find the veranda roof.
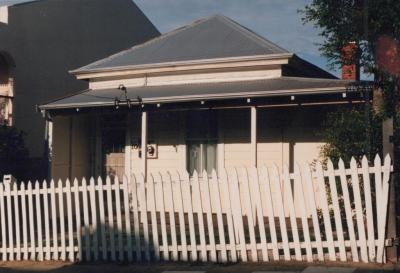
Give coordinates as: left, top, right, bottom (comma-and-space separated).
40, 77, 354, 110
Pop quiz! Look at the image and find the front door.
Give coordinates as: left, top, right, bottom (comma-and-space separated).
101, 114, 126, 180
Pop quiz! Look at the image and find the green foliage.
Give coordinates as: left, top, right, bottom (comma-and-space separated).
319, 106, 382, 164
300, 0, 400, 76
0, 125, 29, 180
301, 1, 400, 164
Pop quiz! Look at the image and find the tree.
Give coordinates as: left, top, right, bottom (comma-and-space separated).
301, 0, 400, 117
0, 125, 29, 180
319, 105, 382, 164
301, 1, 400, 259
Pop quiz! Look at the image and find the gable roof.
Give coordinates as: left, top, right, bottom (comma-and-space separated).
74, 14, 291, 74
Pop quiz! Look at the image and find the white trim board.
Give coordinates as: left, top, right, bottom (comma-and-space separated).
0, 6, 8, 24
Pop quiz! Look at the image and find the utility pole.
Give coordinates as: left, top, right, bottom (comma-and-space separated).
374, 78, 397, 261
364, 0, 398, 260
383, 117, 397, 261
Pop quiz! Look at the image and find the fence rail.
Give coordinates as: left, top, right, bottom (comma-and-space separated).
0, 155, 393, 264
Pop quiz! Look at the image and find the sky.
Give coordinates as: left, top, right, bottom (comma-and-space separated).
134, 0, 340, 77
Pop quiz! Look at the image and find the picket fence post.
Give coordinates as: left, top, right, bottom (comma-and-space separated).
73, 178, 82, 262
326, 160, 346, 262
250, 167, 268, 262
58, 179, 66, 261
20, 182, 28, 260
231, 168, 247, 262
153, 173, 166, 261
66, 179, 74, 262
97, 177, 107, 260
27, 181, 35, 260
303, 164, 324, 261
130, 174, 141, 261
5, 181, 14, 261
42, 181, 50, 261
241, 169, 257, 262
192, 170, 207, 262
261, 166, 279, 260
175, 171, 188, 261
106, 176, 116, 261
122, 175, 134, 262
220, 169, 237, 262
138, 173, 150, 261
211, 170, 227, 262
202, 170, 217, 262
182, 171, 197, 262
114, 176, 124, 261
81, 178, 90, 261
362, 156, 376, 261
283, 165, 301, 261
272, 164, 290, 261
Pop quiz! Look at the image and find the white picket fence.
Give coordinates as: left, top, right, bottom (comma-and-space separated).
0, 155, 393, 264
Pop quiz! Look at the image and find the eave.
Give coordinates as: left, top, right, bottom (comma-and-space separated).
71, 54, 293, 80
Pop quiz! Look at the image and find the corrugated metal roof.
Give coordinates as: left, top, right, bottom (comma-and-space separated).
74, 15, 290, 73
41, 77, 353, 110
0, 0, 40, 7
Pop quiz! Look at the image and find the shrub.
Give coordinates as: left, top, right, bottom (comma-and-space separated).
0, 125, 29, 180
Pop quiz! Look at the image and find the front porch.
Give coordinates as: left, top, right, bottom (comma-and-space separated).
49, 103, 341, 182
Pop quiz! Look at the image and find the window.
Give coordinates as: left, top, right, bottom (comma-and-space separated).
187, 140, 217, 176
0, 53, 14, 126
186, 111, 218, 176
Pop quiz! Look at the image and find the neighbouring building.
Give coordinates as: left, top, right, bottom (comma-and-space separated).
0, 0, 159, 178
40, 15, 365, 182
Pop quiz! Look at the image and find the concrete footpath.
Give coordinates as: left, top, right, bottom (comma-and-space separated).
0, 261, 399, 273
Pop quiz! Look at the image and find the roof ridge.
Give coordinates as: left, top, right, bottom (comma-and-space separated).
75, 15, 218, 72
214, 15, 289, 53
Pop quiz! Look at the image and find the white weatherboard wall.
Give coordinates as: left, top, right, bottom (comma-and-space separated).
89, 67, 282, 89
127, 111, 186, 175
222, 107, 326, 170
52, 115, 91, 181
51, 106, 328, 187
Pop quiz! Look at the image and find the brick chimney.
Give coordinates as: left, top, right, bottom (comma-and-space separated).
341, 42, 360, 80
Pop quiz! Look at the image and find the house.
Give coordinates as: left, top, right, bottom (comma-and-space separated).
0, 0, 159, 178
40, 15, 365, 181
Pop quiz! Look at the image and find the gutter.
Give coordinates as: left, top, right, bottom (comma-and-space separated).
40, 86, 349, 111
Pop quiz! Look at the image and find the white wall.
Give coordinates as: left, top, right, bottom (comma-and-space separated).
89, 68, 282, 89
127, 111, 186, 175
